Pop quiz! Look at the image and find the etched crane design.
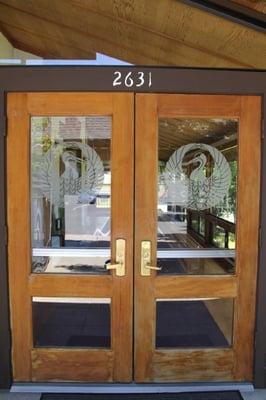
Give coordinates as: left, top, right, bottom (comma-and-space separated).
163, 143, 231, 211
60, 151, 81, 195
33, 142, 104, 207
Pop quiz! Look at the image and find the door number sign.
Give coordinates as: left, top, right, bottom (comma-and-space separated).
113, 71, 152, 88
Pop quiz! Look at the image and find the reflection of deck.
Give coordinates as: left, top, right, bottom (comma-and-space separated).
157, 231, 234, 275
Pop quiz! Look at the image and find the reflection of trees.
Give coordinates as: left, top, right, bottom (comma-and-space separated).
31, 117, 53, 176
212, 161, 237, 223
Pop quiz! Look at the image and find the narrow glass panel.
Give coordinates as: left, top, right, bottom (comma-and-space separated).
32, 297, 111, 348
158, 118, 238, 274
156, 298, 234, 348
31, 116, 111, 274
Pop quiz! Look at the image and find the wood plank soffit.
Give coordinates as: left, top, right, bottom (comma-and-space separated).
0, 0, 265, 67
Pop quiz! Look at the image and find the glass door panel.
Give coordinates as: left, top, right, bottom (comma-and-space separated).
157, 117, 237, 275
8, 92, 134, 382
31, 115, 112, 275
135, 94, 261, 382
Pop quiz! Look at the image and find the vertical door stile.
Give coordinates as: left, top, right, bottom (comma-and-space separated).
112, 93, 134, 382
233, 96, 261, 380
7, 93, 32, 381
134, 94, 158, 381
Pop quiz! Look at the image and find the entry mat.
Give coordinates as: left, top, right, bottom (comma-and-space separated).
41, 391, 244, 400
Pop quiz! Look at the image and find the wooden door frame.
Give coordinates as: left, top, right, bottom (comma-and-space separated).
134, 93, 261, 382
7, 92, 134, 383
0, 66, 265, 388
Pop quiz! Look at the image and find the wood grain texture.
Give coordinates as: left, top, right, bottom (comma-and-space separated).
7, 93, 32, 381
0, 23, 96, 60
155, 276, 238, 298
29, 275, 113, 297
151, 349, 234, 382
27, 93, 113, 115
157, 94, 241, 118
233, 96, 261, 380
31, 349, 113, 382
134, 94, 158, 382
0, 0, 265, 67
111, 94, 134, 382
231, 0, 266, 13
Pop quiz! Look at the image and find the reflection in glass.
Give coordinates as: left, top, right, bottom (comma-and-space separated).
212, 225, 226, 248
157, 256, 235, 275
228, 232, 236, 249
158, 118, 238, 275
156, 298, 234, 348
32, 297, 111, 348
31, 116, 111, 274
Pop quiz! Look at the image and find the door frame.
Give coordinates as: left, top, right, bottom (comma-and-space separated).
134, 93, 261, 382
7, 92, 134, 383
0, 66, 265, 388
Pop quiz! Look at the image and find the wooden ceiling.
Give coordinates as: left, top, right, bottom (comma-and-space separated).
0, 0, 265, 68
159, 118, 238, 161
231, 0, 266, 13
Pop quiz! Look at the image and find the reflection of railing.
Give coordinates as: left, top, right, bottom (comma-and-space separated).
188, 210, 235, 249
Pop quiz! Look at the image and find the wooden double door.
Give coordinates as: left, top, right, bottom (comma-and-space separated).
7, 92, 261, 383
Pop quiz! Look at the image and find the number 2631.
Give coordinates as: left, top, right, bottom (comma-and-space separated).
113, 71, 152, 88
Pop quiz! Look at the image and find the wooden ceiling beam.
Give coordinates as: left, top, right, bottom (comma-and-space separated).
75, 0, 265, 67
0, 22, 96, 59
0, 0, 264, 67
231, 0, 266, 13
0, 2, 96, 59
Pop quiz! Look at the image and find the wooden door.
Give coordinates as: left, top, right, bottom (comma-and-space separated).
7, 92, 134, 382
134, 94, 261, 382
8, 92, 261, 384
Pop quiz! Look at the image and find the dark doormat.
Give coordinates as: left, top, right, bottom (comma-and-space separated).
41, 391, 244, 400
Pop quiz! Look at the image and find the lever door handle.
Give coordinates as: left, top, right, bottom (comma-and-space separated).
105, 239, 126, 277
105, 262, 122, 270
141, 241, 161, 276
144, 264, 161, 271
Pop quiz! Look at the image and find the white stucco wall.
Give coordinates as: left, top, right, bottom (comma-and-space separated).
0, 32, 40, 62
0, 32, 13, 58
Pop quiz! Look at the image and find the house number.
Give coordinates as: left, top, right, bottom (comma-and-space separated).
113, 71, 152, 88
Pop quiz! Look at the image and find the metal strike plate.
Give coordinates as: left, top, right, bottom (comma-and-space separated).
106, 239, 126, 277
141, 241, 161, 276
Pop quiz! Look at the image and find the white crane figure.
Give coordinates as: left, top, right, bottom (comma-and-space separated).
60, 151, 82, 196
33, 142, 104, 208
163, 143, 231, 211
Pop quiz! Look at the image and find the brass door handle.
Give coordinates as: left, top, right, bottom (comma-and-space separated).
105, 239, 126, 277
141, 241, 161, 276
144, 264, 161, 271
